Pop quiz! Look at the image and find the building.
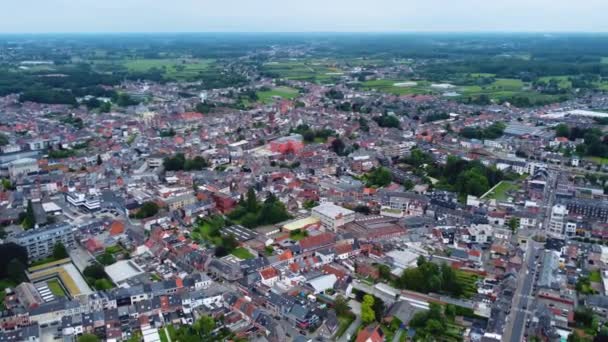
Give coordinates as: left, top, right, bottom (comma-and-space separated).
66, 192, 101, 211
269, 134, 304, 155
548, 204, 568, 238
311, 203, 355, 231
163, 194, 196, 211
8, 223, 75, 260
8, 158, 39, 178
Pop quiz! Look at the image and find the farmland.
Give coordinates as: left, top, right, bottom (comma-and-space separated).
257, 86, 300, 103
260, 60, 344, 83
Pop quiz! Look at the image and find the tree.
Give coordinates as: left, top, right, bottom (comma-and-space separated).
508, 217, 519, 232
135, 202, 159, 219
52, 242, 69, 260
0, 133, 8, 146
334, 295, 350, 316
361, 294, 376, 324
193, 315, 215, 336
245, 188, 258, 213
366, 167, 392, 188
378, 264, 392, 280
330, 138, 346, 156
6, 258, 26, 283
371, 296, 385, 322
22, 200, 36, 229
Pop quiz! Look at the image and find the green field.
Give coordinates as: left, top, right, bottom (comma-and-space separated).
231, 247, 255, 260
601, 57, 608, 64
257, 86, 299, 103
47, 279, 66, 297
261, 60, 344, 83
589, 270, 602, 282
538, 75, 572, 89
361, 79, 434, 95
484, 181, 520, 200
94, 58, 215, 80
459, 78, 525, 97
585, 156, 608, 165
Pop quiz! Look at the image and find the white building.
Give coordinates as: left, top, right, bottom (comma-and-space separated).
311, 203, 355, 231
7, 223, 75, 260
548, 204, 568, 238
66, 192, 101, 211
8, 158, 39, 178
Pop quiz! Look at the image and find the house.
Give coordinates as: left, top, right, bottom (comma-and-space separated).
317, 310, 339, 339
259, 267, 280, 287
355, 323, 384, 342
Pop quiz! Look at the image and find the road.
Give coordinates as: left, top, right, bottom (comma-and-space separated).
504, 170, 556, 341
505, 242, 540, 342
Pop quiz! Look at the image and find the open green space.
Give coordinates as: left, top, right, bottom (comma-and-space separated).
601, 57, 608, 64
484, 181, 520, 200
231, 247, 255, 260
257, 86, 299, 103
158, 328, 169, 342
459, 78, 525, 97
538, 75, 572, 89
589, 270, 602, 282
47, 279, 66, 297
261, 60, 344, 83
454, 270, 480, 298
122, 58, 215, 79
289, 229, 309, 241
585, 156, 608, 165
336, 315, 355, 338
361, 79, 434, 95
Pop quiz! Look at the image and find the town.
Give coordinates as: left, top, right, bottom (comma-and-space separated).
0, 33, 608, 342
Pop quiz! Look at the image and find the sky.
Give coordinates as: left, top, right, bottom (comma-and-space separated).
1, 0, 608, 33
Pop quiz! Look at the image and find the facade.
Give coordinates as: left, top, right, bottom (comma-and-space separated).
8, 158, 39, 178
8, 223, 75, 260
311, 203, 355, 231
66, 192, 101, 211
548, 204, 568, 238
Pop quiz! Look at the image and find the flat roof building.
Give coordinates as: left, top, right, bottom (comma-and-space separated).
311, 203, 355, 231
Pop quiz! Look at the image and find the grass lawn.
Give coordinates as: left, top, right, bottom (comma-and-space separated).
166, 325, 177, 340
601, 57, 608, 64
257, 86, 299, 103
231, 247, 255, 260
196, 216, 226, 245
47, 279, 66, 297
158, 328, 169, 342
585, 156, 608, 165
289, 230, 309, 241
105, 245, 126, 255
484, 181, 519, 200
336, 315, 355, 338
589, 270, 602, 282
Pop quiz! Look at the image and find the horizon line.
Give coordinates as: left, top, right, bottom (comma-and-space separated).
1, 30, 608, 35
